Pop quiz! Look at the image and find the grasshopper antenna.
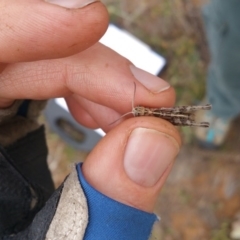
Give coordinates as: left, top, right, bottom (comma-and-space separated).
109, 82, 136, 125
108, 111, 134, 125
132, 82, 136, 110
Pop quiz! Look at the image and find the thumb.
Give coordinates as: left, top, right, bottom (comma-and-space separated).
82, 117, 181, 213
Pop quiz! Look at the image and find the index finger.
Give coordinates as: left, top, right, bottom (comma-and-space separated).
0, 43, 175, 114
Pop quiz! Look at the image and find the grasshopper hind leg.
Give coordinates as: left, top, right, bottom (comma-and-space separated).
187, 121, 210, 128
169, 118, 209, 127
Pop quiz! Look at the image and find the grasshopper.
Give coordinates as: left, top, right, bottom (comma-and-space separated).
111, 83, 211, 127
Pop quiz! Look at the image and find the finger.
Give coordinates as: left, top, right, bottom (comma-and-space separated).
66, 95, 122, 132
0, 43, 175, 113
0, 0, 108, 62
65, 95, 99, 129
82, 116, 181, 213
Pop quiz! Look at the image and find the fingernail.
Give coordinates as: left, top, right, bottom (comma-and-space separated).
45, 0, 99, 9
124, 128, 179, 187
130, 65, 170, 93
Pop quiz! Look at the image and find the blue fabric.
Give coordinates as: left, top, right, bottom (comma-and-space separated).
76, 164, 157, 240
202, 0, 240, 120
206, 129, 215, 143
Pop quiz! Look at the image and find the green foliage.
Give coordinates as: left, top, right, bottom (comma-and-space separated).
211, 222, 231, 240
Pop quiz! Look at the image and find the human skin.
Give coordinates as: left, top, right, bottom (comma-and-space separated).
0, 0, 181, 213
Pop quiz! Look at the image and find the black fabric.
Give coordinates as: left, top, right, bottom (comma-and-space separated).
6, 126, 55, 200
0, 126, 55, 237
0, 146, 44, 237
17, 100, 31, 118
3, 185, 63, 240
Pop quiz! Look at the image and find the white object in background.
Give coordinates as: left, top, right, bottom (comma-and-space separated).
56, 24, 166, 137
55, 98, 106, 137
100, 24, 166, 76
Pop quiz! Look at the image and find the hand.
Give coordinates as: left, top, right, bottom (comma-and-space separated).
0, 0, 181, 213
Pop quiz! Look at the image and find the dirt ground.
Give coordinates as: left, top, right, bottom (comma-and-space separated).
45, 1, 240, 239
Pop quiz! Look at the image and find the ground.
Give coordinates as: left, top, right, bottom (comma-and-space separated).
44, 1, 240, 239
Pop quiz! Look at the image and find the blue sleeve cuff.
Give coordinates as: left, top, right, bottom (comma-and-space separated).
76, 163, 158, 240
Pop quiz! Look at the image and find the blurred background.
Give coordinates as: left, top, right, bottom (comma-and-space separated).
43, 0, 240, 239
